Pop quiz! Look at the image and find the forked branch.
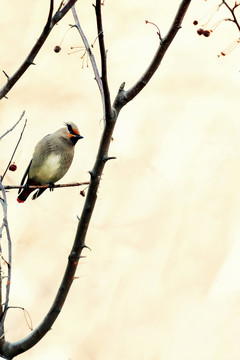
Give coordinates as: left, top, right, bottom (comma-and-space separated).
113, 0, 192, 111
0, 1, 192, 358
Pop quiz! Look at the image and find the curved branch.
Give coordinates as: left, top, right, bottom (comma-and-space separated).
0, 0, 78, 100
112, 0, 192, 111
1, 241, 87, 359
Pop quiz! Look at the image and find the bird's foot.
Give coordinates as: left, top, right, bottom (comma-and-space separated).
49, 182, 55, 192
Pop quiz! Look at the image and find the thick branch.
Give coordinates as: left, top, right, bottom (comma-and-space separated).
0, 0, 78, 100
0, 1, 192, 358
113, 0, 192, 111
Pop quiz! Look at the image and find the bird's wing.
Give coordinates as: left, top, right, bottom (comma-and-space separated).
18, 159, 32, 194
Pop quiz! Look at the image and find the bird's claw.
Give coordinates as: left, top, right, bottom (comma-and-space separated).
49, 182, 55, 192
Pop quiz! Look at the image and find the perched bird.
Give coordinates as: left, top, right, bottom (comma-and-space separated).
17, 122, 83, 203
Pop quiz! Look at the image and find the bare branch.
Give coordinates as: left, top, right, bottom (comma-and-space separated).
112, 0, 192, 111
4, 182, 89, 190
0, 111, 25, 141
0, 182, 12, 338
71, 5, 106, 120
95, 0, 112, 120
0, 0, 78, 100
1, 229, 87, 359
222, 0, 240, 32
1, 119, 27, 182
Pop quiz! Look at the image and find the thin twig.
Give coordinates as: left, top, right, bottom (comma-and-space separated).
1, 119, 27, 182
0, 181, 12, 332
113, 0, 192, 109
95, 0, 112, 120
0, 111, 25, 141
222, 0, 240, 32
71, 5, 106, 120
4, 182, 89, 191
0, 0, 78, 100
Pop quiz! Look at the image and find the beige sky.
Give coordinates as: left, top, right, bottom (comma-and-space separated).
1, 1, 240, 359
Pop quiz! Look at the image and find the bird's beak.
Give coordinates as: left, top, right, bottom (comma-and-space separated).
70, 134, 83, 139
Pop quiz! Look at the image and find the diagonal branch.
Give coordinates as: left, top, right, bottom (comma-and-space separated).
95, 0, 112, 120
0, 0, 78, 100
1, 118, 27, 182
0, 1, 192, 358
0, 111, 25, 141
112, 0, 192, 111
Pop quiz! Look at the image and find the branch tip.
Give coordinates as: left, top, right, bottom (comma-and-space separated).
2, 70, 9, 79
119, 82, 125, 90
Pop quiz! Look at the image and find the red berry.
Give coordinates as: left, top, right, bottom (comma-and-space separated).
9, 163, 17, 171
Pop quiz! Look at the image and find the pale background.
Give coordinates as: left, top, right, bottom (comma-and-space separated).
0, 0, 240, 359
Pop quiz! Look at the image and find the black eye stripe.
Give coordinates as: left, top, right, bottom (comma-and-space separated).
65, 123, 75, 135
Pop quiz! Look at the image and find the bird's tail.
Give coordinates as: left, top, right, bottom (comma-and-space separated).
17, 187, 36, 203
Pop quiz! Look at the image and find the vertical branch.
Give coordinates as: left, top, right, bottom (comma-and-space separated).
95, 0, 112, 120
71, 5, 106, 119
0, 182, 12, 332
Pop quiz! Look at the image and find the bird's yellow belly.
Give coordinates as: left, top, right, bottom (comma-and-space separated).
29, 153, 69, 184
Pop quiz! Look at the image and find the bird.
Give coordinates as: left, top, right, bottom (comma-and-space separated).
17, 122, 83, 203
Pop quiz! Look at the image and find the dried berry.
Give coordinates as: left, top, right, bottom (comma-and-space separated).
54, 45, 61, 53
9, 163, 17, 171
197, 28, 204, 36
203, 30, 211, 37
193, 20, 198, 26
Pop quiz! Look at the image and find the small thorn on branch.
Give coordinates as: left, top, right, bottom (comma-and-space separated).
103, 156, 117, 162
145, 20, 162, 41
2, 70, 9, 79
119, 82, 125, 91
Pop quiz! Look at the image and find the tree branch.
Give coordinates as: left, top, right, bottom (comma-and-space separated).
0, 182, 12, 342
1, 118, 27, 182
95, 0, 112, 121
4, 182, 89, 190
112, 0, 192, 111
71, 5, 106, 120
0, 1, 193, 358
0, 111, 25, 141
0, 0, 78, 100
